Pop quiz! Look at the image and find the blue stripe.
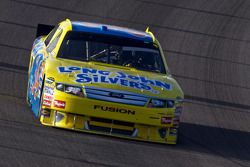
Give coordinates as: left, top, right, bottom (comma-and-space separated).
71, 21, 153, 43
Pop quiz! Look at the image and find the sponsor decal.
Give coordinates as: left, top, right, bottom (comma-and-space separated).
45, 77, 55, 84
173, 116, 180, 127
43, 94, 53, 101
58, 66, 172, 94
29, 38, 46, 112
94, 105, 135, 115
43, 99, 52, 107
54, 100, 66, 109
44, 86, 54, 95
30, 53, 44, 100
161, 117, 172, 124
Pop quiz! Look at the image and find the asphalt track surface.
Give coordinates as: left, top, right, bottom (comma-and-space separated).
1, 0, 250, 166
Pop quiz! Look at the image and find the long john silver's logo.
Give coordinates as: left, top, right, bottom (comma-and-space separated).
58, 66, 173, 94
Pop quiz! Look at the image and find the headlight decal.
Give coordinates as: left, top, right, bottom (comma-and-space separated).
56, 83, 64, 91
174, 106, 182, 116
147, 99, 175, 108
65, 86, 82, 95
56, 83, 84, 97
166, 100, 175, 108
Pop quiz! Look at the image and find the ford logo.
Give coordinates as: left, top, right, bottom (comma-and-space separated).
109, 92, 124, 98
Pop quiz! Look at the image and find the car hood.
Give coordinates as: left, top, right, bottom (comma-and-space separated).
45, 58, 184, 99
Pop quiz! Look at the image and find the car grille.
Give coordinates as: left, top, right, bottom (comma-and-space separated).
85, 117, 137, 137
84, 86, 149, 106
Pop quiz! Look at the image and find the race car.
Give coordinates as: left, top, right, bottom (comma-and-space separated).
26, 19, 184, 144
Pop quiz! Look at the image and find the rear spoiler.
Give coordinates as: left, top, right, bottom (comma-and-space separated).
36, 24, 55, 37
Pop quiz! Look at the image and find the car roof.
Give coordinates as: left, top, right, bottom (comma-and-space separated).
71, 21, 153, 43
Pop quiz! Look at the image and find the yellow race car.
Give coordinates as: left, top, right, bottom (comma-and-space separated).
27, 19, 184, 144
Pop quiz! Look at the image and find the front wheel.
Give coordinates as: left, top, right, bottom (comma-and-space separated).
26, 81, 31, 107
37, 78, 45, 118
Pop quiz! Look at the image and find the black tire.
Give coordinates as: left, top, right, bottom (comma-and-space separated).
26, 81, 31, 107
38, 78, 45, 118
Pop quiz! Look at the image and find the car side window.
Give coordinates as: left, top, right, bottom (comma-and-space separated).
44, 25, 59, 46
46, 29, 63, 53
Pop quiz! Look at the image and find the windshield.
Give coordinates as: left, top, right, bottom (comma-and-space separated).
57, 31, 166, 74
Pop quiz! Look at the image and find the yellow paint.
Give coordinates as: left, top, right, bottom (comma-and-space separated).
33, 19, 184, 144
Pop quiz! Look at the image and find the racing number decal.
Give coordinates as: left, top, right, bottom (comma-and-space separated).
29, 38, 46, 114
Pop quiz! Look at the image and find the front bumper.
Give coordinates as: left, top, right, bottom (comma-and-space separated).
40, 109, 179, 144
40, 88, 181, 144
